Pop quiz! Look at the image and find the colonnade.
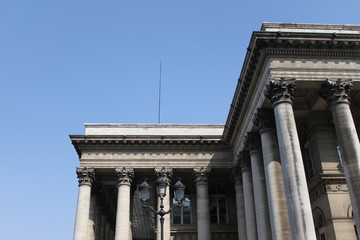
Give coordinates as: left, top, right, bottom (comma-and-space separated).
233, 78, 360, 240
73, 166, 214, 240
73, 79, 360, 240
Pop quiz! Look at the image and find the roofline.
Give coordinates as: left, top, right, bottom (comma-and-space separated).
84, 123, 225, 128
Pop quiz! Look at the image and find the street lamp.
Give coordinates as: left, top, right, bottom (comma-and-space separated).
138, 178, 185, 240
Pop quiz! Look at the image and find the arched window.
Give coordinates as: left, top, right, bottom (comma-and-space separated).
347, 204, 358, 238
209, 184, 227, 224
313, 209, 326, 240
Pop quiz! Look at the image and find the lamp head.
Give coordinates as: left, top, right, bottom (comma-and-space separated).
173, 179, 185, 203
138, 180, 151, 202
156, 176, 168, 198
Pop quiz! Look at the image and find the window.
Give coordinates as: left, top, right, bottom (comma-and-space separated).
209, 184, 227, 224
314, 210, 327, 240
337, 145, 343, 167
317, 215, 326, 240
172, 197, 191, 224
304, 141, 315, 180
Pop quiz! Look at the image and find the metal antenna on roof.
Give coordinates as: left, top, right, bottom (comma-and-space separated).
158, 60, 162, 123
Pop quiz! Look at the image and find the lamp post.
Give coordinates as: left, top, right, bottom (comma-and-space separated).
138, 177, 185, 240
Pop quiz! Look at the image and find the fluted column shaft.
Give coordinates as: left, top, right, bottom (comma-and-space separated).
194, 167, 211, 240
114, 167, 134, 240
74, 167, 96, 240
254, 108, 291, 240
233, 165, 247, 240
155, 167, 173, 240
239, 151, 258, 240
265, 78, 316, 239
245, 133, 271, 240
320, 79, 360, 227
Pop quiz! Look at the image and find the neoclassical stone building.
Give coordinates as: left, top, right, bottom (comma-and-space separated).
70, 23, 360, 240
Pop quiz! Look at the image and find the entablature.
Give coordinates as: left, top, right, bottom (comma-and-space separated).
70, 134, 230, 158
223, 27, 360, 145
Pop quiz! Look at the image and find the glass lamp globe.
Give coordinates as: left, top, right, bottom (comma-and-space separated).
138, 180, 151, 202
173, 179, 185, 203
156, 176, 168, 198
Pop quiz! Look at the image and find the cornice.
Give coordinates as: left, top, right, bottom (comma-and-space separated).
308, 173, 348, 202
70, 135, 229, 157
223, 31, 360, 144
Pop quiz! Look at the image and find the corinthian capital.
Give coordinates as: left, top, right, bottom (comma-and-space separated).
155, 167, 173, 185
115, 167, 134, 186
320, 79, 353, 105
244, 132, 262, 153
76, 167, 96, 186
264, 78, 296, 106
238, 151, 251, 172
253, 108, 276, 132
194, 167, 211, 185
232, 163, 242, 183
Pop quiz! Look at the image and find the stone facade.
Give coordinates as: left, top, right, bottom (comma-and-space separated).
70, 23, 360, 240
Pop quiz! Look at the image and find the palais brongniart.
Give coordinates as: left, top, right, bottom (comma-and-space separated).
70, 23, 360, 240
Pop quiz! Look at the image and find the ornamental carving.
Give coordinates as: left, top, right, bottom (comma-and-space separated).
232, 163, 242, 183
319, 79, 353, 105
76, 167, 96, 186
238, 151, 251, 172
193, 167, 211, 184
155, 167, 173, 185
253, 108, 276, 131
310, 182, 348, 202
115, 167, 134, 186
244, 132, 261, 153
264, 78, 296, 105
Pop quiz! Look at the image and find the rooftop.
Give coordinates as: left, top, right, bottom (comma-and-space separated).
84, 123, 224, 136
261, 22, 360, 34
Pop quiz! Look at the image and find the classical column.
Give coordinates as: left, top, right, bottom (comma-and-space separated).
114, 167, 134, 240
320, 78, 360, 227
88, 195, 97, 240
74, 167, 96, 240
155, 167, 173, 240
244, 132, 271, 240
194, 167, 211, 240
253, 108, 291, 239
233, 163, 247, 240
265, 78, 316, 239
239, 151, 257, 240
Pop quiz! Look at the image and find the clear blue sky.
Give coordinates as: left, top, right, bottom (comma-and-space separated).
1, 0, 359, 239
